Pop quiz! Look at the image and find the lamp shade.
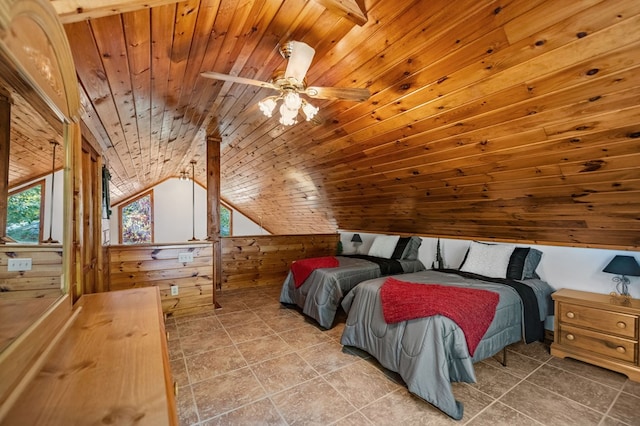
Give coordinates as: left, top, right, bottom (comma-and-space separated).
351, 234, 362, 243
603, 255, 640, 276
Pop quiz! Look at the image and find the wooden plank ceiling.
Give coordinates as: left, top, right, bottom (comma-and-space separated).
10, 0, 640, 249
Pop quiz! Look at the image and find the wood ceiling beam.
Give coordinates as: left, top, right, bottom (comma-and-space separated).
313, 0, 367, 26
50, 0, 180, 23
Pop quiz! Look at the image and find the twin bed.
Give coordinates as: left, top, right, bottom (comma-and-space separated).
279, 235, 425, 328
280, 239, 555, 420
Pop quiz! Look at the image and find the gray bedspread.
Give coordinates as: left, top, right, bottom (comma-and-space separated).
279, 256, 425, 329
340, 270, 554, 420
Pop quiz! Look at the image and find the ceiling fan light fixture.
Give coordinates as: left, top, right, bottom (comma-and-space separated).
301, 100, 319, 121
281, 41, 315, 83
258, 96, 279, 117
282, 91, 302, 110
279, 102, 298, 126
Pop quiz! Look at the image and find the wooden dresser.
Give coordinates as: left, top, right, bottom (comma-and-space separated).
1, 287, 178, 425
551, 289, 640, 382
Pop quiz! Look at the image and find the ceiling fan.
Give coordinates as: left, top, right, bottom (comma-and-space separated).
200, 41, 371, 125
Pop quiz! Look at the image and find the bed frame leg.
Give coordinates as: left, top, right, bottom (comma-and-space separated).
498, 347, 507, 366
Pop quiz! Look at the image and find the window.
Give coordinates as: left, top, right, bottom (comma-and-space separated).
6, 181, 44, 243
220, 203, 232, 237
120, 191, 153, 244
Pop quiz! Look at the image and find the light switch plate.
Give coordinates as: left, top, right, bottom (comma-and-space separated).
170, 285, 179, 296
178, 252, 194, 263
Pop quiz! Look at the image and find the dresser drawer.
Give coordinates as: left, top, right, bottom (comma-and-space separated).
558, 302, 638, 339
558, 324, 637, 364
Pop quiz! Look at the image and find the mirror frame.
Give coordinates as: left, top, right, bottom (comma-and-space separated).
0, 0, 81, 412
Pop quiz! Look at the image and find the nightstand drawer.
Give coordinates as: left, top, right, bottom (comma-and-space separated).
558, 302, 638, 339
558, 324, 637, 364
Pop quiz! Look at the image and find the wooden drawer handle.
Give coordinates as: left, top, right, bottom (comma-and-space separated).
616, 346, 626, 354
616, 321, 626, 329
174, 381, 178, 396
566, 333, 575, 341
565, 312, 575, 319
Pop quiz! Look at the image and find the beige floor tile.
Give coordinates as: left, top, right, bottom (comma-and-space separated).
200, 398, 286, 426
192, 367, 266, 421
466, 401, 541, 425
211, 300, 250, 314
297, 340, 366, 375
507, 341, 552, 362
499, 380, 603, 425
236, 334, 294, 365
170, 357, 189, 388
359, 389, 452, 425
468, 361, 522, 398
479, 349, 544, 379
252, 304, 296, 320
167, 337, 184, 360
173, 311, 216, 324
324, 360, 401, 409
623, 379, 640, 397
251, 352, 319, 394
180, 328, 233, 356
278, 326, 332, 350
177, 316, 223, 338
225, 319, 274, 344
185, 345, 247, 383
215, 310, 261, 327
600, 415, 630, 426
262, 312, 309, 333
526, 364, 619, 413
333, 411, 374, 425
271, 377, 356, 425
176, 385, 199, 426
546, 356, 628, 390
607, 392, 640, 425
451, 383, 496, 422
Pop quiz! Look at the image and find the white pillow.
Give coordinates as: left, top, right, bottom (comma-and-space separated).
367, 235, 400, 259
460, 241, 515, 278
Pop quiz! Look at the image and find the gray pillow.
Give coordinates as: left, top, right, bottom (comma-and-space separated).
401, 236, 422, 260
506, 247, 543, 280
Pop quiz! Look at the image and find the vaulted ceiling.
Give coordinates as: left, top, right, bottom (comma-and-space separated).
7, 0, 640, 249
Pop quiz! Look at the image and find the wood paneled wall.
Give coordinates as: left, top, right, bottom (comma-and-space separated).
0, 245, 63, 299
107, 242, 213, 317
221, 234, 340, 290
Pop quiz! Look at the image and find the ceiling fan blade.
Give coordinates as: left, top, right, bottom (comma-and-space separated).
283, 41, 315, 83
305, 86, 371, 102
200, 71, 277, 90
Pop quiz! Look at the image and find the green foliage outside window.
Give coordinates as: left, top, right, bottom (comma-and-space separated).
7, 185, 42, 243
220, 205, 231, 237
122, 194, 152, 244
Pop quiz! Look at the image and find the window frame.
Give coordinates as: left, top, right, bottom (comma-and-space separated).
220, 201, 233, 237
118, 190, 154, 244
7, 180, 45, 244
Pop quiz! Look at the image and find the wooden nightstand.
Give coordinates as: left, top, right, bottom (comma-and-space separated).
551, 289, 640, 382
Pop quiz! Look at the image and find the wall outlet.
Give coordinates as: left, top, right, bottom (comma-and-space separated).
170, 285, 179, 296
178, 252, 194, 263
8, 258, 32, 271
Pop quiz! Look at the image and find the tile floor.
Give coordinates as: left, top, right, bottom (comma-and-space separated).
166, 284, 640, 425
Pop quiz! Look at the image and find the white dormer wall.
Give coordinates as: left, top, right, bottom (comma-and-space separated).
340, 233, 640, 299
108, 178, 268, 244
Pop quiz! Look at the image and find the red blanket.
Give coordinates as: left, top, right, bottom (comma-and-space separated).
380, 277, 499, 356
291, 256, 339, 288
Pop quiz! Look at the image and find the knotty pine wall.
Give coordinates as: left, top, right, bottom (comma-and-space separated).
104, 235, 339, 316
0, 245, 63, 299
221, 234, 340, 290
107, 242, 213, 317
